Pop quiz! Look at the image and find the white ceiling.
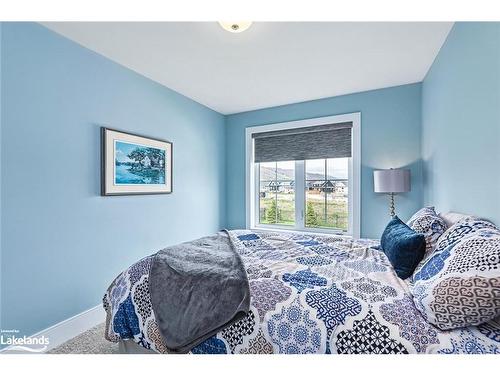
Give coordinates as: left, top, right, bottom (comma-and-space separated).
42, 22, 453, 115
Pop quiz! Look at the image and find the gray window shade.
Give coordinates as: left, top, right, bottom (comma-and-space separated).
253, 122, 352, 163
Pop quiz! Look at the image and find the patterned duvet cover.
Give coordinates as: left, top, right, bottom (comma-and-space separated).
103, 230, 500, 354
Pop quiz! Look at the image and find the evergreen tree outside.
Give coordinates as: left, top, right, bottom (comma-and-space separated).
266, 199, 278, 224
306, 201, 319, 227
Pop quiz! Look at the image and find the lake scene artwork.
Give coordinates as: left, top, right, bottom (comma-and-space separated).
114, 141, 166, 185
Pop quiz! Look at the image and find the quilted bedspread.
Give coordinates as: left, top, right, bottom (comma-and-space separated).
103, 230, 500, 354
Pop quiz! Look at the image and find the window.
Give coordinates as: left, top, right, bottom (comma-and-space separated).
259, 161, 295, 225
246, 113, 360, 237
305, 158, 348, 231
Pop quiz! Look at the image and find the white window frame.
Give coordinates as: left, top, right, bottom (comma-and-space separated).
245, 112, 361, 238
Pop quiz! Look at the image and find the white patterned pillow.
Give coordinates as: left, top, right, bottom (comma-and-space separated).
411, 226, 500, 330
411, 216, 497, 279
434, 216, 497, 253
407, 207, 447, 258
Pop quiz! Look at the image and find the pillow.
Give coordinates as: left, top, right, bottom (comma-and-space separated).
407, 207, 447, 258
438, 212, 472, 228
433, 216, 497, 254
411, 227, 500, 330
411, 216, 497, 278
407, 206, 439, 227
380, 216, 426, 280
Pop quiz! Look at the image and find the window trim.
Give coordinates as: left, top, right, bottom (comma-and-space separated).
245, 112, 361, 238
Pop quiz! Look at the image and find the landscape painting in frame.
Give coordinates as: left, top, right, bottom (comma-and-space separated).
101, 127, 172, 195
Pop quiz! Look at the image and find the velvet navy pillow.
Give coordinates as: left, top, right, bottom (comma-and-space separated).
380, 216, 426, 279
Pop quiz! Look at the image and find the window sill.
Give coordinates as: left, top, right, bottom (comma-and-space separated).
250, 225, 352, 238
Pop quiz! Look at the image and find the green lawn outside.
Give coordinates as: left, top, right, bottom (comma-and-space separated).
259, 193, 295, 225
259, 192, 348, 231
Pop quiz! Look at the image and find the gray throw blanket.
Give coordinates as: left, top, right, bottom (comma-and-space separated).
149, 231, 250, 354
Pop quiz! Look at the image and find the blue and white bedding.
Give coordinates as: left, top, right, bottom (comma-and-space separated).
103, 230, 500, 354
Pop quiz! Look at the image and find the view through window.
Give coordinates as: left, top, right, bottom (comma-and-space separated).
258, 158, 349, 231
305, 158, 348, 230
259, 161, 295, 225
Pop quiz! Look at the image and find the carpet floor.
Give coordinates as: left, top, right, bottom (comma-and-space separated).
49, 323, 119, 354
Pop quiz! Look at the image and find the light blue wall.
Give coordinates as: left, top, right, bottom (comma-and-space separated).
0, 23, 226, 337
422, 22, 500, 225
225, 83, 423, 239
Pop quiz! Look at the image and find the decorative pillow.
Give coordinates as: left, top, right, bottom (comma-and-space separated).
407, 207, 447, 258
411, 227, 500, 330
433, 216, 497, 254
380, 216, 426, 280
411, 216, 497, 278
438, 212, 472, 228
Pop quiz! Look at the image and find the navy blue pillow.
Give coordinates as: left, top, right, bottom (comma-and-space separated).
380, 216, 426, 279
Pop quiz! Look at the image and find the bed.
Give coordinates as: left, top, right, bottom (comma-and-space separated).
103, 221, 500, 354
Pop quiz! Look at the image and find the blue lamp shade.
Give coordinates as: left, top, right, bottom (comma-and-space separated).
373, 169, 411, 193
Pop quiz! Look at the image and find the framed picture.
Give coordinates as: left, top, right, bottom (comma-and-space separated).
101, 127, 173, 195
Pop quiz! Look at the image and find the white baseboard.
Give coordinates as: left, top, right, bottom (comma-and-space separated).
1, 304, 105, 353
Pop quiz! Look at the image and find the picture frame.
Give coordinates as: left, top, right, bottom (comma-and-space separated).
101, 127, 173, 196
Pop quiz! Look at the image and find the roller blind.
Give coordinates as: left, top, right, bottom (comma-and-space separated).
253, 122, 352, 163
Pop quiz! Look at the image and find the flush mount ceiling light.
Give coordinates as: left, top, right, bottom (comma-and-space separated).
218, 21, 253, 33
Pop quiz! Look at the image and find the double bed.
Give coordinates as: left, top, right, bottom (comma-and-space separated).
103, 214, 500, 354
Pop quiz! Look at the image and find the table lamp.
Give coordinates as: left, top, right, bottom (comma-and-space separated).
374, 168, 411, 217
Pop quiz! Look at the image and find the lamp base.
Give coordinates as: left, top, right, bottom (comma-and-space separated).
389, 192, 395, 217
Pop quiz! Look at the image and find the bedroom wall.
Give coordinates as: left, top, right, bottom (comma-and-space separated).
225, 83, 423, 239
0, 23, 226, 338
422, 22, 500, 225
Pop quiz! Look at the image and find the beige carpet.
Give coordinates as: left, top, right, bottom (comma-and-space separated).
48, 323, 119, 354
